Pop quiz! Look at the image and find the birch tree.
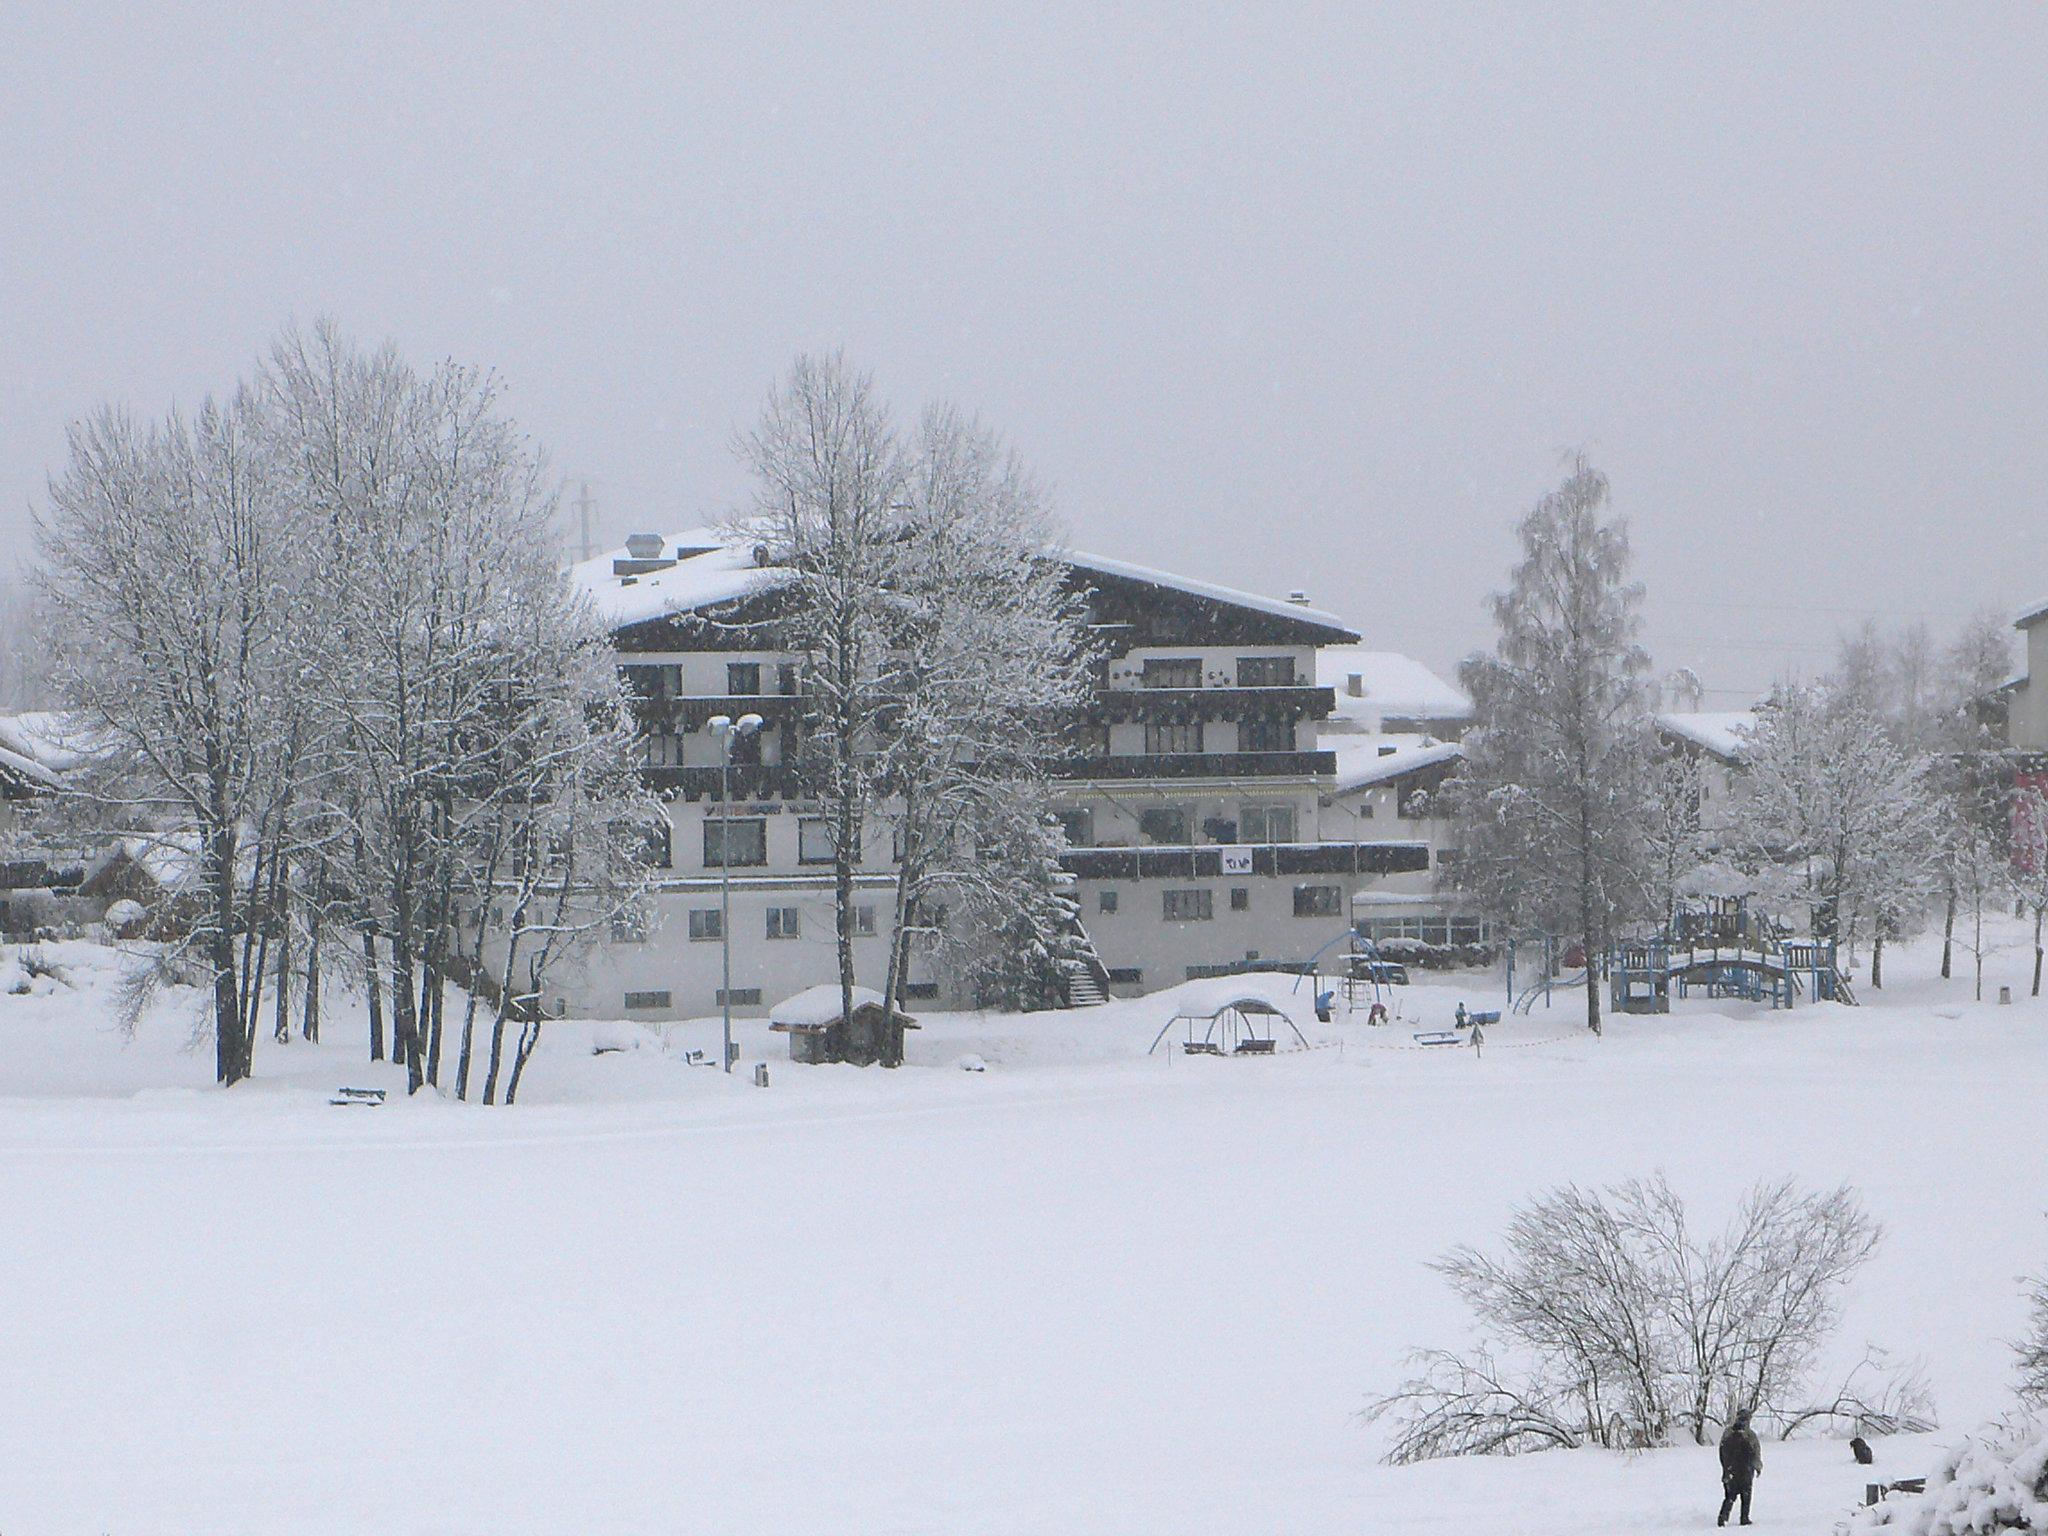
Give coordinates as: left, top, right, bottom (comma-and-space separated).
743, 354, 910, 1056
37, 392, 308, 1084
1443, 457, 1656, 1035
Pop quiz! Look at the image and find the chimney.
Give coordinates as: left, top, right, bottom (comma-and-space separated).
1286, 590, 1311, 607
1348, 673, 1364, 697
613, 533, 678, 578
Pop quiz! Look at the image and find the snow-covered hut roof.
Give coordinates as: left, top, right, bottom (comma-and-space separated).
567, 528, 796, 633
769, 984, 887, 1029
1316, 649, 1472, 725
2015, 597, 2048, 630
0, 711, 99, 787
1656, 711, 1756, 763
1324, 735, 1464, 796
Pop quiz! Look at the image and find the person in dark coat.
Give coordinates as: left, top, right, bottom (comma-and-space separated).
1718, 1408, 1763, 1526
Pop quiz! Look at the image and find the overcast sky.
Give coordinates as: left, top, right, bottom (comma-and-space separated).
5, 4, 2045, 701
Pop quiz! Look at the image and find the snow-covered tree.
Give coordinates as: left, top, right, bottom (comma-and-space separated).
874, 404, 1097, 1036
1643, 745, 1714, 935
742, 353, 911, 1059
1442, 457, 1656, 1034
2009, 782, 2048, 998
36, 391, 311, 1084
1730, 685, 1939, 986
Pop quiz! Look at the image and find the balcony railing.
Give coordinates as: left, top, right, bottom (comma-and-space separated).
628, 694, 808, 734
1057, 750, 1336, 782
641, 763, 812, 801
1060, 841, 1430, 880
1084, 685, 1334, 725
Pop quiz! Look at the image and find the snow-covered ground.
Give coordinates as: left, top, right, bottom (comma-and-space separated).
1, 929, 2043, 1533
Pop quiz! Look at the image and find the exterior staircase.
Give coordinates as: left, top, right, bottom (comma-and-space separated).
1057, 917, 1113, 1008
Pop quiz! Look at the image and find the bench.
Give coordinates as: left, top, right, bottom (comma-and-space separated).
329, 1087, 387, 1108
1233, 1037, 1276, 1055
1864, 1478, 1927, 1506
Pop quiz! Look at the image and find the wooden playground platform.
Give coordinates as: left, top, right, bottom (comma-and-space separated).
1609, 940, 1857, 1013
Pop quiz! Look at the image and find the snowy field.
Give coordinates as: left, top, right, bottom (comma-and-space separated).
2, 933, 2044, 1534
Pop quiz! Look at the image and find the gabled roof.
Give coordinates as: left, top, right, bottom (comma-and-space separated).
1324, 734, 1464, 796
1060, 549, 1356, 638
2017, 597, 2048, 630
1656, 711, 1756, 762
1317, 649, 1471, 722
571, 528, 1362, 643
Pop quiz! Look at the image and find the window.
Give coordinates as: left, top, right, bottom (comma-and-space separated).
622, 819, 671, 869
726, 726, 763, 766
1239, 804, 1296, 844
716, 987, 762, 1007
1098, 888, 1119, 914
777, 662, 799, 696
1069, 724, 1110, 758
1142, 657, 1201, 689
703, 818, 767, 867
1293, 884, 1343, 918
610, 904, 650, 943
621, 663, 679, 698
1239, 716, 1294, 753
1138, 807, 1189, 845
766, 906, 800, 940
1145, 721, 1204, 755
1107, 967, 1143, 986
1230, 887, 1250, 911
687, 908, 723, 942
1436, 847, 1461, 868
1358, 801, 1375, 819
799, 818, 834, 865
727, 662, 762, 695
855, 905, 877, 937
1056, 808, 1095, 847
1236, 656, 1296, 687
624, 990, 672, 1010
1163, 888, 1213, 922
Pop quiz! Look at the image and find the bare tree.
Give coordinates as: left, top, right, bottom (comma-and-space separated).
743, 353, 910, 1061
1365, 1176, 1921, 1464
1442, 457, 1657, 1034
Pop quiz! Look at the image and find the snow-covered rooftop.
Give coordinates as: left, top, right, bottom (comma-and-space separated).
1656, 710, 1756, 762
770, 984, 886, 1028
1323, 734, 1464, 795
1317, 649, 1471, 723
569, 529, 1362, 640
2016, 596, 2048, 629
566, 528, 796, 633
1060, 549, 1356, 635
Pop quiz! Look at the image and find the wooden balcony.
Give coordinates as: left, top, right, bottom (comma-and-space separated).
641, 763, 812, 802
1057, 750, 1336, 782
1085, 685, 1335, 725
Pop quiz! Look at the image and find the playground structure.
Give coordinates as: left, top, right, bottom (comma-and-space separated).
1608, 936, 1856, 1013
1150, 995, 1312, 1057
1510, 900, 1859, 1016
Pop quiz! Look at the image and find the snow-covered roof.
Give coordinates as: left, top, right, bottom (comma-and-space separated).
2016, 597, 2048, 630
1317, 649, 1471, 723
566, 528, 796, 633
569, 530, 1356, 641
1059, 550, 1357, 636
1656, 711, 1756, 762
0, 711, 96, 780
769, 983, 885, 1028
1324, 734, 1464, 795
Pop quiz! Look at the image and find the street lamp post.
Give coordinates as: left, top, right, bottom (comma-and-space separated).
707, 712, 763, 1074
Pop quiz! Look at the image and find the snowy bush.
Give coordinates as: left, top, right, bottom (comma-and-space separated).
1846, 1419, 2048, 1533
2020, 1264, 2048, 1412
1365, 1176, 1932, 1463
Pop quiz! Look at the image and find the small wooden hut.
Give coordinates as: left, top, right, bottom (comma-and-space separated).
768, 984, 919, 1066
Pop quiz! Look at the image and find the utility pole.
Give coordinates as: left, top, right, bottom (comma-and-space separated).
574, 481, 596, 561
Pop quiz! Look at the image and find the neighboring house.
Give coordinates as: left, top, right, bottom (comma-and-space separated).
1317, 647, 1473, 738
1654, 710, 1755, 837
537, 529, 1456, 1018
2008, 599, 2048, 751
1318, 733, 1482, 947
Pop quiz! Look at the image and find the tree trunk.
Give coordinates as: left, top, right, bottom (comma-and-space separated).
1941, 885, 1956, 979
506, 1017, 543, 1104
301, 913, 321, 1043
363, 928, 385, 1061
2035, 907, 2044, 999
1870, 929, 1884, 991
272, 900, 293, 1043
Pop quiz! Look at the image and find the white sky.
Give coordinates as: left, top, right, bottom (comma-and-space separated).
4, 4, 2045, 700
